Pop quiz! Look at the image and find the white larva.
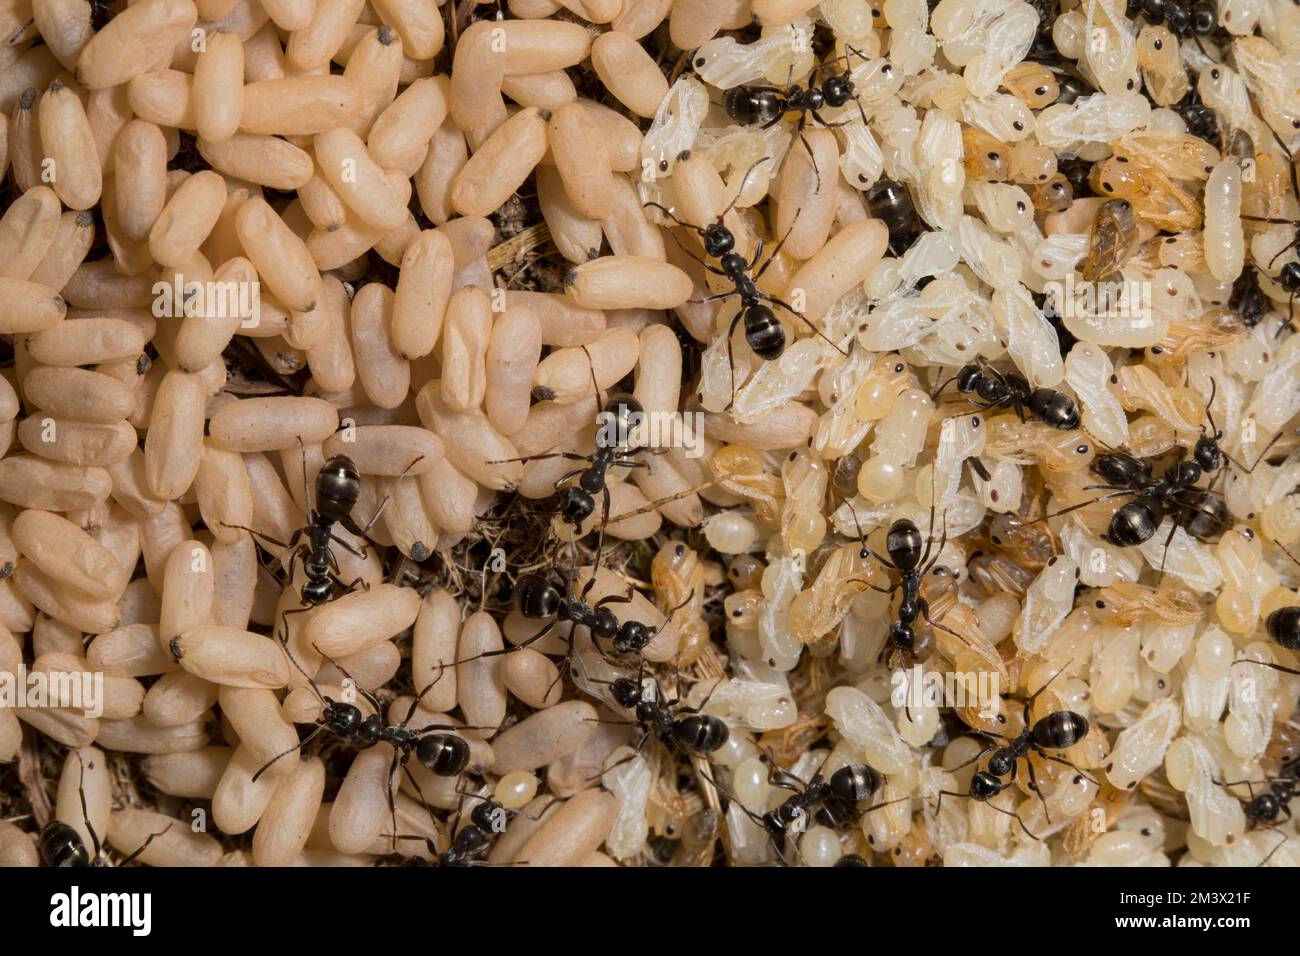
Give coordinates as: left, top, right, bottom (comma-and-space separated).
1203, 159, 1244, 284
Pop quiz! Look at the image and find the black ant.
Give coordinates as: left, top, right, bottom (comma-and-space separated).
601, 665, 730, 758
936, 665, 1092, 838
488, 393, 650, 540
388, 824, 497, 867
385, 786, 561, 867
1034, 381, 1260, 557
934, 357, 1081, 430
708, 749, 904, 865
224, 447, 423, 621
39, 752, 173, 867
849, 502, 966, 669
255, 634, 485, 844
1240, 130, 1300, 337
713, 47, 872, 188
445, 541, 693, 690
1131, 0, 1217, 41
1233, 543, 1300, 670
1217, 761, 1299, 865
646, 158, 846, 410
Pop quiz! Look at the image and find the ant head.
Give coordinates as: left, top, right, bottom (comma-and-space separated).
324, 700, 362, 735
301, 576, 333, 606
822, 74, 853, 106
610, 677, 642, 709
613, 620, 650, 654
702, 223, 735, 258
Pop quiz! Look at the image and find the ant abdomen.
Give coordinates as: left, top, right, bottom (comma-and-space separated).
1106, 495, 1163, 547
416, 733, 471, 777
1031, 711, 1089, 750
39, 822, 90, 868
516, 573, 561, 619
1267, 605, 1300, 651
673, 714, 729, 755
829, 763, 880, 804
314, 454, 361, 521
744, 304, 786, 360
723, 87, 784, 126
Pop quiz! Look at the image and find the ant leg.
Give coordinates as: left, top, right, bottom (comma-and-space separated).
810, 108, 850, 129
796, 120, 822, 191
1022, 757, 1051, 824
1036, 750, 1100, 787
723, 310, 745, 412
1259, 828, 1290, 867
72, 752, 102, 859
329, 572, 369, 594
453, 620, 557, 667
221, 523, 297, 552
297, 436, 313, 513
580, 483, 614, 601
341, 455, 427, 542
767, 293, 848, 355
934, 789, 967, 817
252, 724, 325, 782
716, 157, 771, 221
948, 744, 1002, 773
594, 588, 635, 610
117, 823, 175, 867
986, 801, 1041, 842
753, 215, 799, 281
1233, 658, 1300, 677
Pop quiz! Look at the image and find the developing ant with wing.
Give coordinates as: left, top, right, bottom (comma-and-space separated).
646, 159, 847, 410
39, 752, 173, 867
934, 357, 1081, 430
935, 665, 1092, 839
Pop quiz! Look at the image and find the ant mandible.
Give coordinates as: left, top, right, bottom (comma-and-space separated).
646, 158, 847, 410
